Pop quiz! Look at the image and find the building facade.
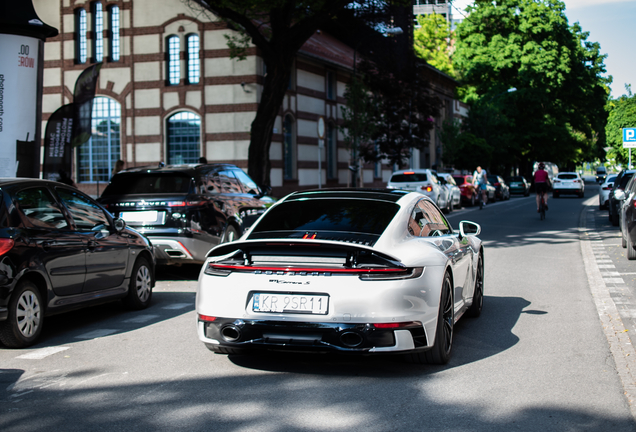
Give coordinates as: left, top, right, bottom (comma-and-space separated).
34, 0, 465, 198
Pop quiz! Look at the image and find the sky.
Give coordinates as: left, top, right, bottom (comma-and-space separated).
449, 0, 636, 98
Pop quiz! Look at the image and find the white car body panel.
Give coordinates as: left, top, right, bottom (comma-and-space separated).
196, 190, 483, 357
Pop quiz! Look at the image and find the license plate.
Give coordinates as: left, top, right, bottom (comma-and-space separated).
252, 293, 329, 314
120, 211, 161, 223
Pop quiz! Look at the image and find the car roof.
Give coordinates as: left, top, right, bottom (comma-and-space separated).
0, 178, 67, 187
283, 188, 411, 203
117, 163, 239, 175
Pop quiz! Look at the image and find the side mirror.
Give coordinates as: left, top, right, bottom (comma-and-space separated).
614, 190, 627, 201
113, 218, 127, 232
257, 185, 272, 198
459, 220, 481, 237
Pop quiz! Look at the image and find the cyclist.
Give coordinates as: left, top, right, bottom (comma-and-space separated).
473, 166, 488, 208
534, 162, 551, 212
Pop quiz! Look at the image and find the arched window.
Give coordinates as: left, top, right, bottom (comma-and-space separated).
167, 35, 180, 85
78, 97, 121, 182
92, 2, 104, 62
167, 112, 201, 164
283, 115, 295, 180
75, 9, 87, 64
327, 122, 337, 179
187, 34, 200, 84
109, 5, 120, 62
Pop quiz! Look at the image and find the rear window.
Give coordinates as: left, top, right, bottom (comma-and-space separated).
507, 176, 524, 182
557, 174, 577, 180
452, 176, 464, 184
620, 173, 635, 189
102, 173, 192, 196
390, 173, 427, 183
249, 199, 399, 239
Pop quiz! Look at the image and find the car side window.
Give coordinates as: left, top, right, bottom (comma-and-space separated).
56, 188, 109, 230
233, 169, 259, 195
218, 170, 242, 194
14, 187, 69, 230
466, 176, 473, 184
407, 206, 424, 237
416, 199, 451, 237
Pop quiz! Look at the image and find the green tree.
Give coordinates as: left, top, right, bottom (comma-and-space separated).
606, 86, 636, 166
189, 0, 408, 187
452, 0, 609, 175
413, 13, 454, 77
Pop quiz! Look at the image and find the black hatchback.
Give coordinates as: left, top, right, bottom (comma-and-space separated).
98, 164, 275, 266
0, 179, 155, 348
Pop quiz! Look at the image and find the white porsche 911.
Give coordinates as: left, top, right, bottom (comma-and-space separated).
196, 189, 484, 364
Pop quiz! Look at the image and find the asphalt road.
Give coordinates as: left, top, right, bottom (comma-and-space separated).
1, 182, 635, 431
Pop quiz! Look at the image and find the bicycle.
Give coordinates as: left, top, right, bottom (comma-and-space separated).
538, 190, 546, 220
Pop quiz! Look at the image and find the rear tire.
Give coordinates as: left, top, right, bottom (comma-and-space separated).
123, 257, 153, 310
0, 280, 44, 348
622, 232, 627, 248
405, 273, 454, 365
467, 254, 483, 318
470, 194, 476, 207
611, 213, 619, 227
222, 225, 239, 243
553, 192, 559, 198
628, 235, 636, 260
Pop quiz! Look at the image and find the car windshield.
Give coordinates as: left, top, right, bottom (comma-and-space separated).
607, 176, 617, 183
390, 173, 427, 183
249, 198, 399, 239
102, 173, 192, 195
558, 174, 577, 180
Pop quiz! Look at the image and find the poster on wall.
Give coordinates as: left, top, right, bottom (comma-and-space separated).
0, 33, 39, 177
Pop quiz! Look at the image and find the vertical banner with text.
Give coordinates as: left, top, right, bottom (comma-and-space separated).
0, 34, 40, 177
42, 104, 74, 181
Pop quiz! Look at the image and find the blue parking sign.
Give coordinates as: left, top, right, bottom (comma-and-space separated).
624, 128, 636, 148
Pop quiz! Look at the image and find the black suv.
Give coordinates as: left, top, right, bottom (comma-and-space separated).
99, 164, 275, 266
609, 169, 636, 226
0, 179, 155, 348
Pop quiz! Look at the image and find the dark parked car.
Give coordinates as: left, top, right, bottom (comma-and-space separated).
0, 179, 155, 348
506, 176, 530, 196
609, 169, 636, 226
98, 163, 275, 266
617, 175, 636, 259
487, 175, 510, 200
596, 166, 607, 183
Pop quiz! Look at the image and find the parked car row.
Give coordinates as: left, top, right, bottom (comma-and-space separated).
0, 163, 274, 348
386, 169, 515, 210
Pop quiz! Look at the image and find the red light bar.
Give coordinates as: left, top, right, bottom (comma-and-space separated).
372, 321, 419, 329
0, 239, 14, 256
168, 201, 186, 207
198, 314, 217, 322
209, 263, 407, 274
302, 233, 317, 240
403, 171, 415, 175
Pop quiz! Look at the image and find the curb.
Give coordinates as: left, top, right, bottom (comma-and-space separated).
579, 197, 636, 421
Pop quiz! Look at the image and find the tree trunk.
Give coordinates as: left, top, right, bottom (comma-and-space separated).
247, 57, 293, 188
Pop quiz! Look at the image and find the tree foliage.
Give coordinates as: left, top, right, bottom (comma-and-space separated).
451, 0, 609, 175
413, 13, 454, 77
606, 86, 636, 166
190, 0, 410, 187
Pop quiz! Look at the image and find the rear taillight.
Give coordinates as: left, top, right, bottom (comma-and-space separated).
494, 182, 500, 186
420, 185, 433, 193
198, 314, 217, 322
204, 263, 423, 281
603, 186, 612, 190
573, 180, 580, 183
168, 201, 186, 207
0, 239, 14, 256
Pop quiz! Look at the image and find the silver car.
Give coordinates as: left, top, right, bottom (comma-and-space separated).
438, 173, 462, 211
196, 189, 484, 364
553, 172, 585, 198
599, 174, 617, 210
387, 169, 451, 212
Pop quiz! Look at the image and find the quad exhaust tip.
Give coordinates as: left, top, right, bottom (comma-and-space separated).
221, 325, 241, 342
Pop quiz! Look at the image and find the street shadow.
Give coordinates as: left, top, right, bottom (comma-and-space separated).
0, 291, 195, 350
156, 263, 202, 281
228, 296, 532, 374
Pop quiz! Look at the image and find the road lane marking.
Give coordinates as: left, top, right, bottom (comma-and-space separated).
75, 329, 118, 339
16, 346, 69, 360
162, 303, 191, 310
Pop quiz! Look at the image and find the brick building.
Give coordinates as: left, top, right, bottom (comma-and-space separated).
33, 0, 465, 197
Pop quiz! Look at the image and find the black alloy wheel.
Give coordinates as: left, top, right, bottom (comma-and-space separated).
222, 225, 239, 243
467, 255, 484, 318
0, 280, 44, 348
